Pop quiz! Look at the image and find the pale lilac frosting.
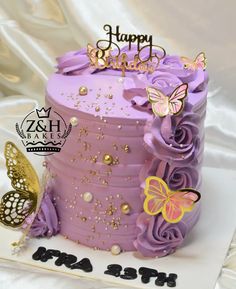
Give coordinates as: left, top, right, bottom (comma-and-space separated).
29, 192, 59, 238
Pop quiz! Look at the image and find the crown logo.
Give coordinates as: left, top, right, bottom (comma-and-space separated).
36, 107, 51, 118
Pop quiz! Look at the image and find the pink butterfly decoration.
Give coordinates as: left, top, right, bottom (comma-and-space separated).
181, 52, 207, 70
143, 176, 201, 223
146, 83, 188, 117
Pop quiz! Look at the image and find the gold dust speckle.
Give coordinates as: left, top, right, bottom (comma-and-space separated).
123, 144, 130, 153
113, 143, 118, 151
90, 155, 98, 163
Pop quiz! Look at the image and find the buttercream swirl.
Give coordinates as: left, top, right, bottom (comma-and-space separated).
144, 113, 202, 166
56, 48, 95, 75
134, 213, 187, 257
145, 158, 199, 190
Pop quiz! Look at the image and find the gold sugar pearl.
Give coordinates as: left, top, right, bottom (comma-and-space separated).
121, 203, 131, 215
79, 86, 88, 96
95, 106, 100, 112
103, 154, 113, 165
70, 116, 78, 127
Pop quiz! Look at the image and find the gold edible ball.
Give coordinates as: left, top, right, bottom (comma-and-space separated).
121, 203, 131, 215
103, 154, 113, 165
79, 86, 88, 96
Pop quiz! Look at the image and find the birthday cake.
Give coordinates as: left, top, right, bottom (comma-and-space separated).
41, 25, 208, 258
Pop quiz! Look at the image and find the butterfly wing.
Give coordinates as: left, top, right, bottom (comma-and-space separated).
0, 190, 36, 227
181, 56, 196, 70
87, 44, 110, 66
0, 142, 40, 228
168, 83, 188, 115
143, 176, 169, 215
162, 189, 201, 223
194, 52, 207, 70
146, 87, 169, 117
87, 44, 97, 65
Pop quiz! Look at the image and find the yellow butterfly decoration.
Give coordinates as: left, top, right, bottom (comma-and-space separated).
181, 52, 207, 71
0, 142, 44, 251
143, 176, 201, 223
87, 43, 111, 66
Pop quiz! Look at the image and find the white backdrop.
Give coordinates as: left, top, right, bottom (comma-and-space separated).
0, 1, 236, 289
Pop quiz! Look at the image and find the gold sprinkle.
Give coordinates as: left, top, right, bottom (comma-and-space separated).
121, 203, 131, 215
79, 86, 88, 96
95, 106, 100, 112
103, 154, 113, 165
91, 155, 98, 163
123, 144, 130, 153
108, 94, 113, 99
81, 217, 87, 222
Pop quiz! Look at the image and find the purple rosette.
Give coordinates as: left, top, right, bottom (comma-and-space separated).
134, 202, 200, 258
144, 113, 202, 166
146, 158, 199, 190
123, 71, 182, 112
134, 213, 187, 257
159, 55, 208, 92
29, 192, 60, 238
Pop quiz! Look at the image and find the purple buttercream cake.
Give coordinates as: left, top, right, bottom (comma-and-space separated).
42, 45, 208, 257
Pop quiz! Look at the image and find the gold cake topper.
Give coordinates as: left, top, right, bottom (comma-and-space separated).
87, 24, 166, 76
0, 141, 46, 253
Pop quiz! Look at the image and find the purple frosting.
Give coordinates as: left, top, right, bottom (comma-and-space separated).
29, 192, 60, 238
134, 213, 187, 257
122, 54, 208, 112
56, 48, 95, 75
144, 113, 201, 166
144, 158, 199, 191
134, 203, 200, 258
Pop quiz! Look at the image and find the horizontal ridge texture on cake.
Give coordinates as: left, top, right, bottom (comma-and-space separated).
45, 47, 208, 257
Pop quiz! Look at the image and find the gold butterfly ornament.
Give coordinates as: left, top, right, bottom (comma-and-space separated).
87, 43, 111, 67
181, 52, 207, 71
143, 177, 201, 223
0, 142, 44, 252
146, 83, 188, 117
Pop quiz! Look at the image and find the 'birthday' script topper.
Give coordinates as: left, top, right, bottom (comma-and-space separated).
87, 24, 166, 76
